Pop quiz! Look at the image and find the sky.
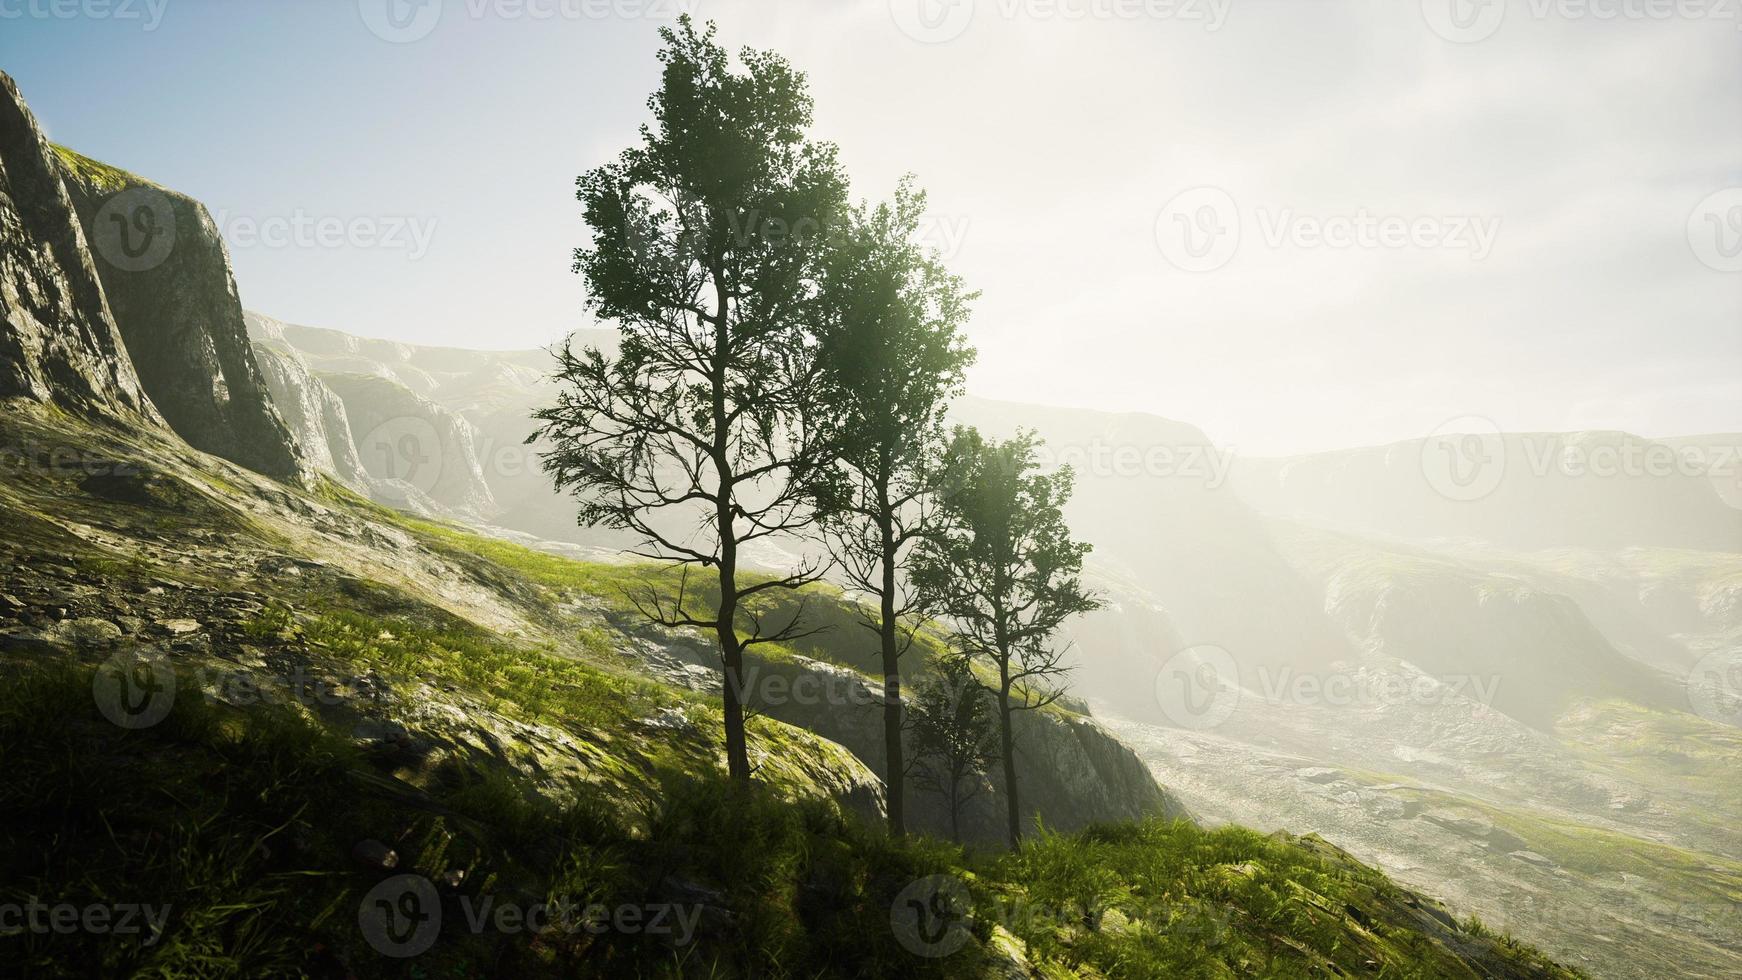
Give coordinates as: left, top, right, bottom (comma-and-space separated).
3, 0, 1739, 454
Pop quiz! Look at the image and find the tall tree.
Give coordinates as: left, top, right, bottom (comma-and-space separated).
914, 427, 1101, 849
811, 179, 976, 836
533, 18, 847, 786
908, 650, 1000, 844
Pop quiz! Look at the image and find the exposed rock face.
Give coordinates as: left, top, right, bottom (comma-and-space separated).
634, 635, 1187, 845
53, 146, 312, 486
0, 71, 155, 420
317, 371, 498, 518
247, 321, 373, 492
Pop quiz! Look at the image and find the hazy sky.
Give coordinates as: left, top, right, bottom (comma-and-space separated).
5, 0, 1739, 453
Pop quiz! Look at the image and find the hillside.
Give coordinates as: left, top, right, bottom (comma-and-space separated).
0, 405, 1576, 978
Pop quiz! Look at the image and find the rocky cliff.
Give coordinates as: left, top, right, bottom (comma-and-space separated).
53, 145, 312, 486
0, 72, 156, 421
316, 371, 498, 518
248, 332, 375, 493
630, 626, 1188, 846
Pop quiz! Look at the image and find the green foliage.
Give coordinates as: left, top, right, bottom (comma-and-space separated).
915, 426, 1102, 846
910, 651, 1000, 840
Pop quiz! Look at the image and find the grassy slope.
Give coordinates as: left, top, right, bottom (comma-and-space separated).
0, 406, 1580, 977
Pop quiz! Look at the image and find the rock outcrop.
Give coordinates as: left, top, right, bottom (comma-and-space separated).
0, 71, 156, 420
634, 634, 1188, 845
53, 145, 312, 486
247, 322, 374, 492
317, 371, 498, 518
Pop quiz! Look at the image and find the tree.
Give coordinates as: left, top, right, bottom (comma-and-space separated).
533, 18, 847, 786
908, 650, 1000, 843
811, 179, 976, 836
914, 427, 1101, 849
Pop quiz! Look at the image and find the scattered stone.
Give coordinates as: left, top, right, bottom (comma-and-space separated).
353, 719, 410, 745
642, 706, 697, 733
1508, 850, 1557, 869
113, 616, 147, 635
58, 617, 123, 648
155, 618, 202, 636
351, 839, 399, 870
232, 645, 270, 669
0, 594, 23, 615
1295, 767, 1342, 784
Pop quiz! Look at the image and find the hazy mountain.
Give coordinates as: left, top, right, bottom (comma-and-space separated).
1233, 433, 1742, 551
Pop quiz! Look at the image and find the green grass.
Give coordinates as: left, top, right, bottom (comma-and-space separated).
0, 660, 1581, 979
50, 144, 145, 192
388, 507, 1079, 715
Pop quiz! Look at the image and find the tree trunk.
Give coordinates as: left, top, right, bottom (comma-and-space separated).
878, 506, 905, 837
948, 778, 961, 843
999, 679, 1020, 851
719, 623, 750, 785
717, 555, 750, 785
